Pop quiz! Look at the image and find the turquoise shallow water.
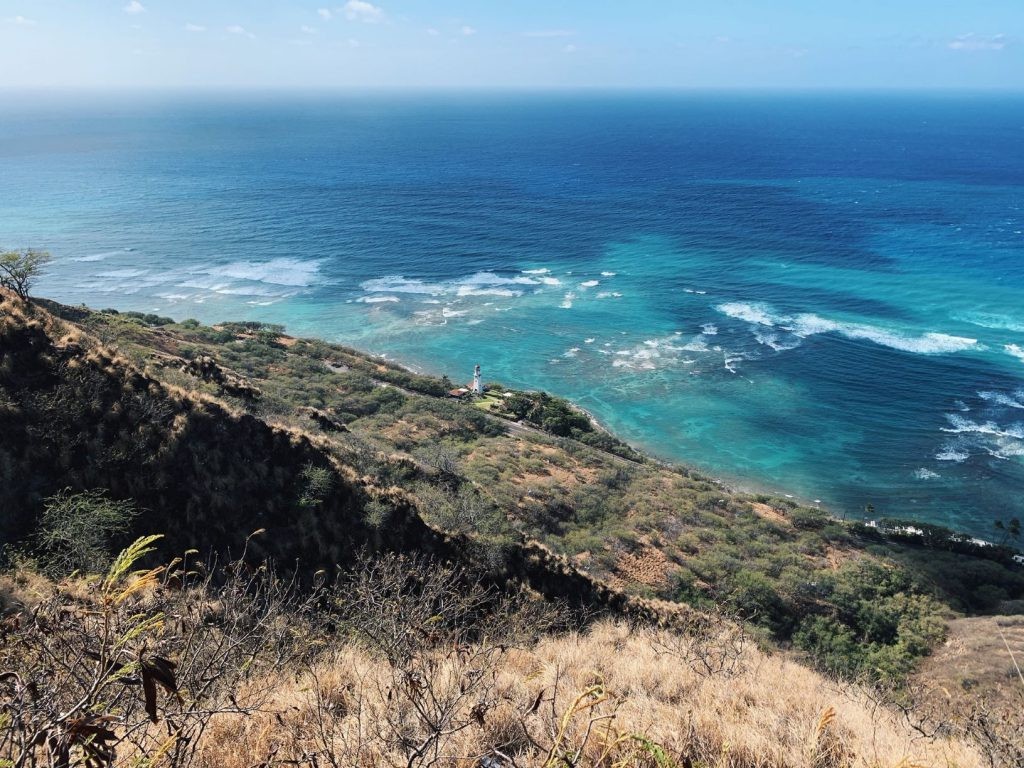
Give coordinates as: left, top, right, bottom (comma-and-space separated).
2, 92, 1022, 537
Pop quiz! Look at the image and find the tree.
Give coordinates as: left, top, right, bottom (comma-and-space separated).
0, 248, 52, 300
995, 517, 1021, 547
35, 488, 139, 575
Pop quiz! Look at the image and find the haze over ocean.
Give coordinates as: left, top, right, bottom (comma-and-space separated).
2, 91, 1022, 536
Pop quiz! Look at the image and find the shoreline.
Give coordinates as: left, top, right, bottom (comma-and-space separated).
284, 328, 860, 519
277, 329, 1015, 548
54, 298, 1012, 545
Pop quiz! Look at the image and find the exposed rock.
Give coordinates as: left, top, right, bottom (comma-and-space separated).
298, 406, 348, 433
181, 355, 261, 400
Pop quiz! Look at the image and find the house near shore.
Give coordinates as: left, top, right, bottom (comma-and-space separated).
448, 364, 486, 399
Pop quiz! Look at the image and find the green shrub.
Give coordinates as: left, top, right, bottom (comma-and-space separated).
34, 488, 139, 575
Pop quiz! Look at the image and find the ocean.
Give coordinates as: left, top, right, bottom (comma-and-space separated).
2, 91, 1022, 537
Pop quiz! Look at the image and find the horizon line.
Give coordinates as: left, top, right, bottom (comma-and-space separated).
2, 84, 1023, 94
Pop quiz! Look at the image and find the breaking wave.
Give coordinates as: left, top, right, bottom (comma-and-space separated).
717, 301, 978, 355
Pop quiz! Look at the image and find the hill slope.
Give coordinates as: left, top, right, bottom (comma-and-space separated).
2, 289, 1023, 764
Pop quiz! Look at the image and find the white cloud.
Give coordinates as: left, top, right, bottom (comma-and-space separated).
460, 25, 476, 36
343, 1, 383, 23
714, 35, 732, 44
563, 43, 577, 53
948, 33, 1007, 51
301, 25, 318, 34
185, 23, 206, 33
524, 29, 574, 38
4, 15, 37, 26
348, 38, 360, 47
317, 8, 332, 20
227, 25, 256, 39
426, 27, 439, 36
123, 1, 145, 15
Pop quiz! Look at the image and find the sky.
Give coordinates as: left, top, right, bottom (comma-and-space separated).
0, 1, 1021, 89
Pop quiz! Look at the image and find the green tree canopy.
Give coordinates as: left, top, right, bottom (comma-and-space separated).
0, 248, 52, 300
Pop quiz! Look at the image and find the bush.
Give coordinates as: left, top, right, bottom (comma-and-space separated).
33, 488, 139, 575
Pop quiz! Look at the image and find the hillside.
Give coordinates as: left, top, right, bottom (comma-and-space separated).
0, 552, 992, 768
1, 288, 1023, 765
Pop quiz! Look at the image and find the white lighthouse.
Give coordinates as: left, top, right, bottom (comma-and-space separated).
471, 364, 483, 394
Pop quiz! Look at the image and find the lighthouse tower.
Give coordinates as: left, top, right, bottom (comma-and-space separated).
471, 364, 483, 394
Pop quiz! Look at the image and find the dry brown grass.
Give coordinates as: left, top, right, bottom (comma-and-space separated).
610, 544, 678, 591
194, 620, 982, 768
913, 614, 1024, 711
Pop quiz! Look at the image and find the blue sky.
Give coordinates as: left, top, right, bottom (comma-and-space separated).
0, 1, 1020, 89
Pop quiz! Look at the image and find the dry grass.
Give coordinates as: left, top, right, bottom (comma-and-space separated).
610, 544, 678, 591
913, 614, 1024, 711
194, 620, 982, 768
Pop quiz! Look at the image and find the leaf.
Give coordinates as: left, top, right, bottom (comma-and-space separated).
65, 715, 119, 767
141, 656, 182, 723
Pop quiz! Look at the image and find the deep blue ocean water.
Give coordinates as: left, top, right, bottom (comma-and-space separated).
2, 91, 1022, 537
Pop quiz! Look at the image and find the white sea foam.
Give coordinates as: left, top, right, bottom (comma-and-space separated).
560, 292, 576, 309
954, 311, 1024, 334
579, 279, 600, 289
753, 328, 801, 352
539, 276, 562, 285
718, 302, 778, 326
717, 301, 978, 355
215, 285, 289, 297
563, 347, 581, 358
521, 268, 550, 274
178, 279, 233, 293
723, 354, 743, 373
584, 338, 596, 344
604, 335, 703, 371
914, 468, 940, 480
357, 295, 400, 303
98, 268, 149, 279
601, 271, 616, 277
796, 318, 978, 354
701, 323, 718, 335
986, 442, 1024, 459
72, 251, 121, 262
205, 257, 322, 287
361, 276, 445, 295
978, 391, 1024, 409
459, 271, 540, 287
936, 447, 969, 462
1006, 344, 1024, 363
941, 414, 1024, 440
456, 286, 521, 297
